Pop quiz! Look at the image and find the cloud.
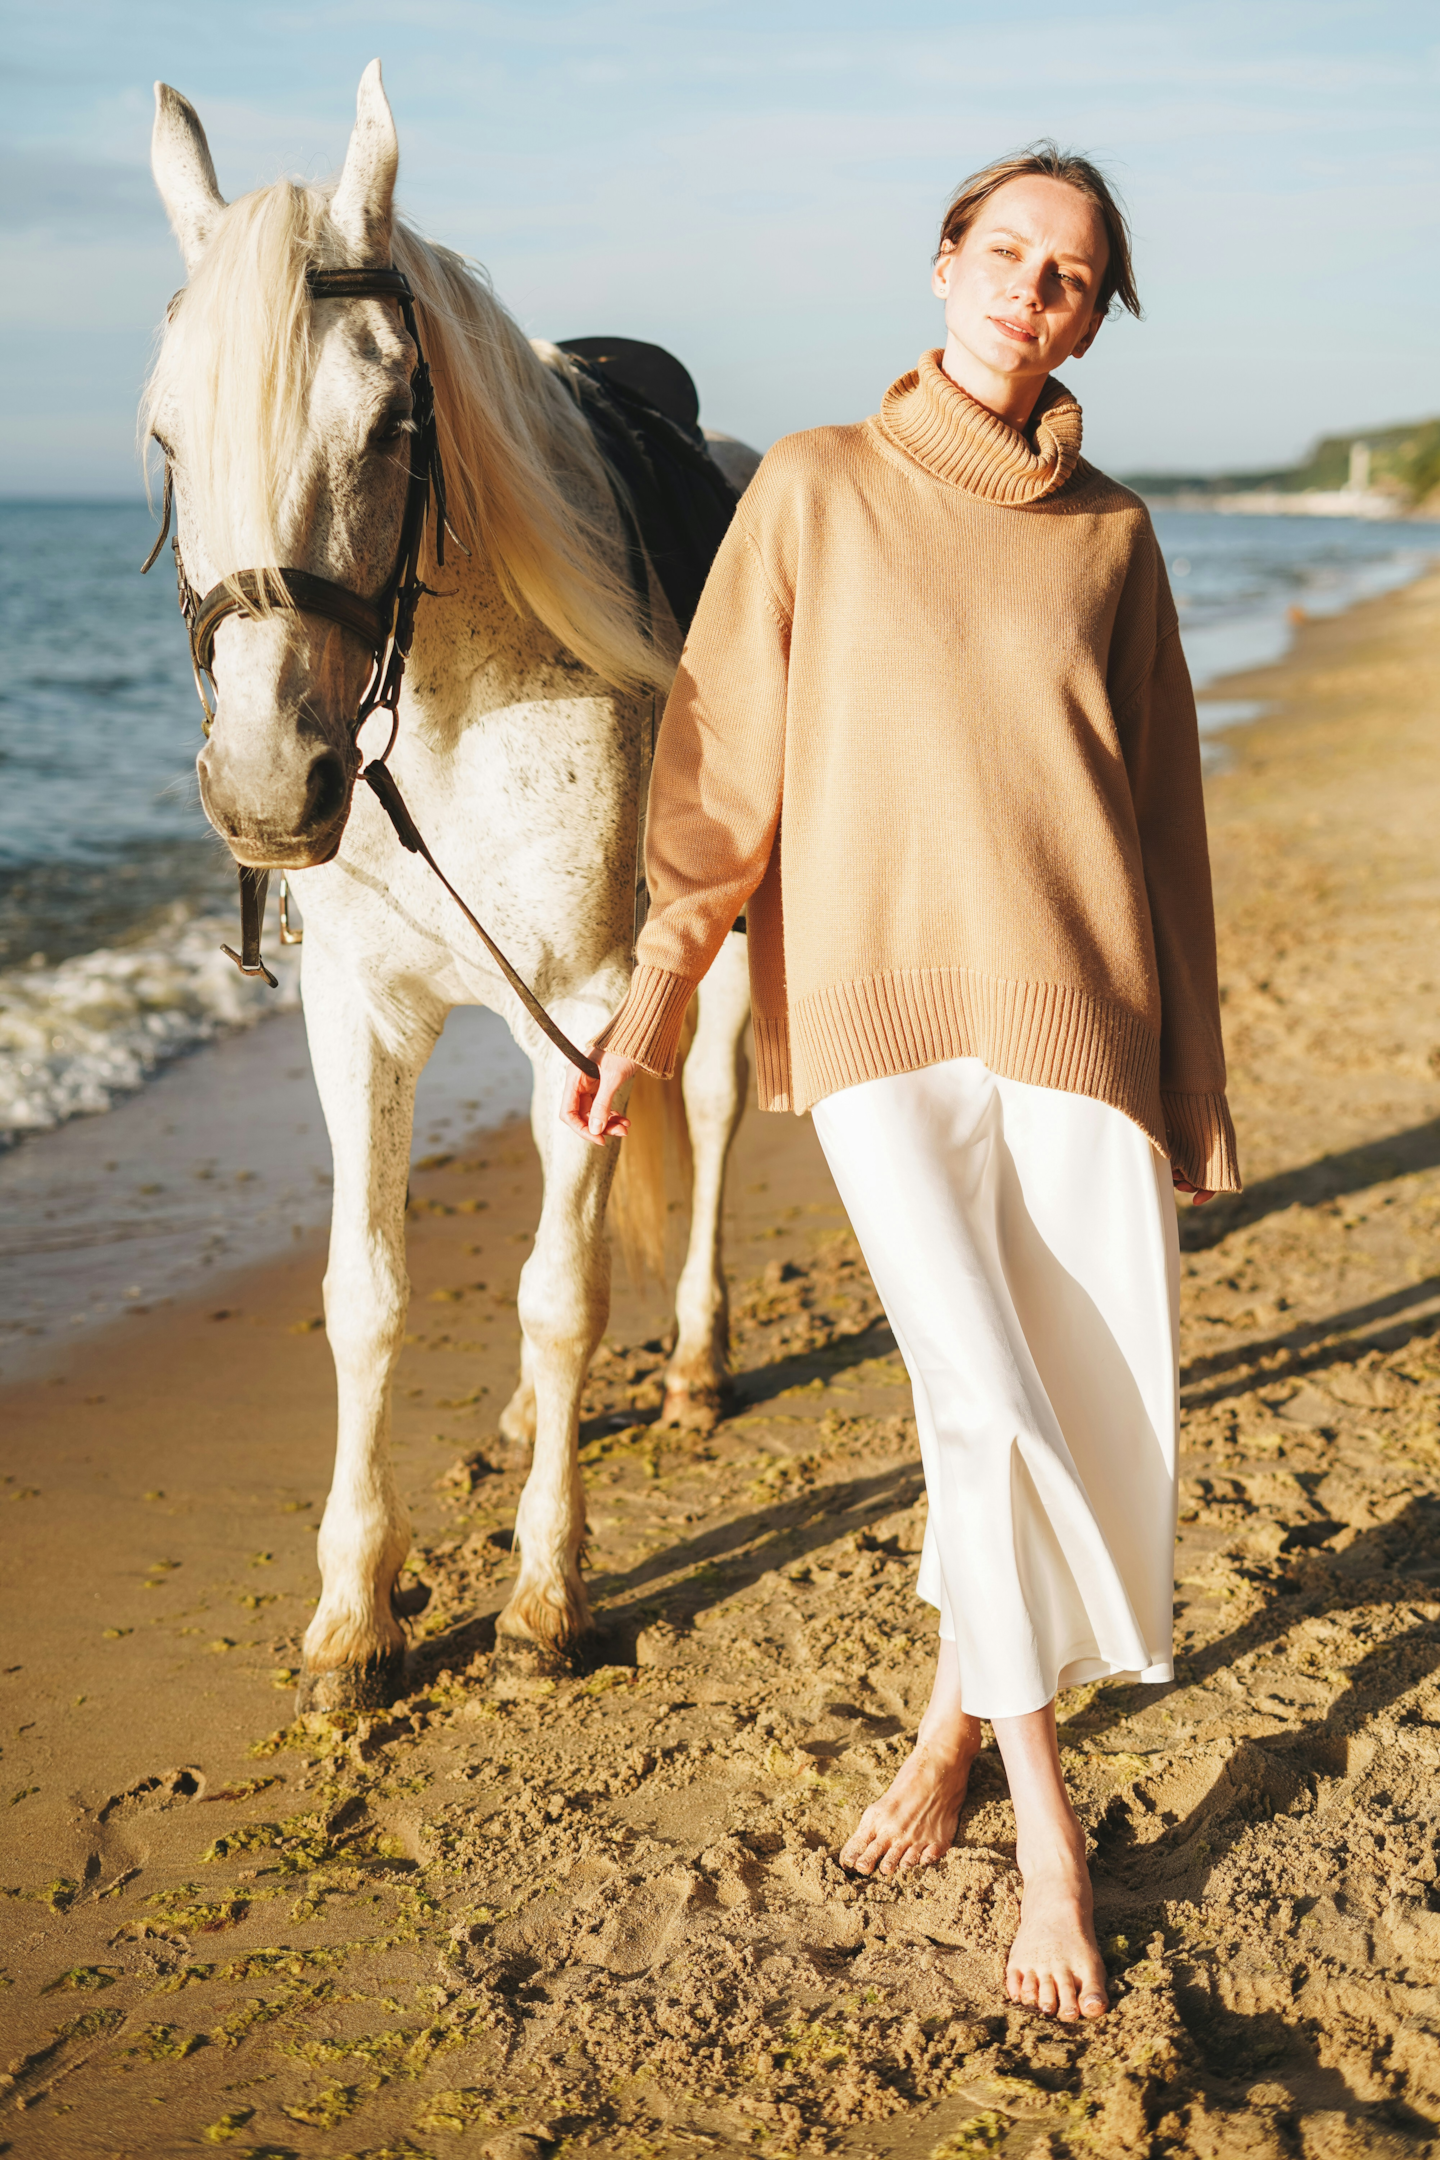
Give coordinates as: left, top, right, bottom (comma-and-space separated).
5, 0, 1439, 488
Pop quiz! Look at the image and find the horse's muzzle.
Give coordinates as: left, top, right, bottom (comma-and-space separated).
198, 743, 355, 870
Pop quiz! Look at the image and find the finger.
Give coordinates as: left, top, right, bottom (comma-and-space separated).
586, 1091, 612, 1136
587, 1108, 632, 1142
1191, 1189, 1214, 1206
587, 1072, 624, 1137
560, 1078, 597, 1138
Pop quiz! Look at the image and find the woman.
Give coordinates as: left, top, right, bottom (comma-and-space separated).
562, 143, 1239, 2025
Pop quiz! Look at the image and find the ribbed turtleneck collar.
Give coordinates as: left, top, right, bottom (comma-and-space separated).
878, 349, 1083, 505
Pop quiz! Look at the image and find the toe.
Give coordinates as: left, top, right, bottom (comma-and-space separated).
841, 1828, 878, 1873
1037, 1973, 1060, 2017
840, 1814, 878, 1866
1055, 1970, 1081, 2023
1080, 1989, 1108, 2020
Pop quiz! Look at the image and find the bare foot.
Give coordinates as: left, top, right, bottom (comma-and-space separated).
840, 1728, 981, 1876
1005, 1828, 1108, 2022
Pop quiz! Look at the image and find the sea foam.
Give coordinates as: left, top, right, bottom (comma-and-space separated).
0, 912, 300, 1140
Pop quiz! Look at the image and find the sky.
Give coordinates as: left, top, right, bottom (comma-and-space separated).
4, 0, 1437, 496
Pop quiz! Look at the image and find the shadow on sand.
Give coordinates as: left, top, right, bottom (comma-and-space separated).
1180, 1117, 1440, 1255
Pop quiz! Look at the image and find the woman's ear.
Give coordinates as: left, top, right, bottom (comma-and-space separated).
931, 243, 955, 301
1070, 307, 1106, 361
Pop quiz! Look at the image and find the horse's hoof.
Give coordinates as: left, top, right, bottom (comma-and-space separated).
295, 1648, 405, 1715
660, 1380, 727, 1432
490, 1635, 576, 1699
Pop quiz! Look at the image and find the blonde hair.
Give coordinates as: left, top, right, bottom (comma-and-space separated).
144, 180, 665, 690
937, 141, 1141, 320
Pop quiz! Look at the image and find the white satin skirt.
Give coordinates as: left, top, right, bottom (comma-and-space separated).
811, 1058, 1180, 1720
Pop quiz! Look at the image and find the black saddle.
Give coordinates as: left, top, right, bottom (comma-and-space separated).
557, 335, 738, 637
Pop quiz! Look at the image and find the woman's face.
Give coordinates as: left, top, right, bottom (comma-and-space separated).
932, 175, 1109, 393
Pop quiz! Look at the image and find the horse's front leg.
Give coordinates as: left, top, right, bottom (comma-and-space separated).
663, 930, 751, 1427
498, 1040, 618, 1652
297, 950, 433, 1713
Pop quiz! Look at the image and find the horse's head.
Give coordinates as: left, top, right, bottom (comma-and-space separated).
148, 64, 418, 869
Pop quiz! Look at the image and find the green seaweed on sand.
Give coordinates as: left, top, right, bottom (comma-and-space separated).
200, 2109, 254, 2143
41, 1963, 123, 1992
123, 2021, 209, 2060
282, 2078, 374, 2126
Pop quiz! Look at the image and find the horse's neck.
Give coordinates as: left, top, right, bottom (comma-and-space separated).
403, 539, 571, 744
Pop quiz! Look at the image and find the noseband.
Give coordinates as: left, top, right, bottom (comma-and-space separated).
144, 265, 600, 1081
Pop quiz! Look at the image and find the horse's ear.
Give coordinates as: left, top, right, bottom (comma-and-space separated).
151, 84, 226, 274
330, 60, 398, 266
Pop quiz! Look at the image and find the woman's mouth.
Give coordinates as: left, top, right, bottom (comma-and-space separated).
990, 316, 1040, 344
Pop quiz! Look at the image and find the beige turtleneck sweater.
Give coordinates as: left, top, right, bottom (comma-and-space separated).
599, 351, 1240, 1193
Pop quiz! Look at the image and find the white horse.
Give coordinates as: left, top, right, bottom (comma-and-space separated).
146, 63, 757, 1709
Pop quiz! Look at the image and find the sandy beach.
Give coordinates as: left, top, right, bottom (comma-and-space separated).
3, 566, 1440, 2158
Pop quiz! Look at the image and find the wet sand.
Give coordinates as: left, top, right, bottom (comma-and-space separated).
3, 570, 1440, 2158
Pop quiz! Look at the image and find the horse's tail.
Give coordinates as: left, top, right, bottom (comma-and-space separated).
609, 1005, 696, 1284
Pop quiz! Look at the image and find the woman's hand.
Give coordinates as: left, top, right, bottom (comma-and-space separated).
1173, 1170, 1214, 1207
561, 1049, 640, 1146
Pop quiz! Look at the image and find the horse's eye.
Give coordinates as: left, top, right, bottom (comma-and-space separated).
373, 409, 413, 446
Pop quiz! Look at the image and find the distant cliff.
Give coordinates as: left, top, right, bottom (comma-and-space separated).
1125, 416, 1440, 515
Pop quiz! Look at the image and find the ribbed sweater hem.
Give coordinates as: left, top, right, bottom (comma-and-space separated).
752, 1015, 792, 1112
785, 963, 1160, 1126
597, 960, 1241, 1194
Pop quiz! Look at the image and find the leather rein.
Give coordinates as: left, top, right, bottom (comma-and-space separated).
143, 264, 601, 1081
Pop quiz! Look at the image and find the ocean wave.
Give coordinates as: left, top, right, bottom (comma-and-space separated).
0, 912, 299, 1140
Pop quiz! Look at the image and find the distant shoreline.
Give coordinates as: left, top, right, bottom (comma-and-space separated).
1139, 492, 1440, 524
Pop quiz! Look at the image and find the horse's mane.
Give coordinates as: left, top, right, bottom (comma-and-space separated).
143, 180, 665, 691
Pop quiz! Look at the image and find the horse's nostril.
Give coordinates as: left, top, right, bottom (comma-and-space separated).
305, 753, 347, 830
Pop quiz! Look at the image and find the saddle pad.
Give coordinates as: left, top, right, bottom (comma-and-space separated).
558, 337, 739, 637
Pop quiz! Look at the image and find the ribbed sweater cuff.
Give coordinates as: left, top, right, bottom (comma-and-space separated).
594, 965, 698, 1078
1163, 1089, 1242, 1194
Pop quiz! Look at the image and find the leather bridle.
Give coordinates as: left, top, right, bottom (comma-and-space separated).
144, 264, 601, 1080
146, 266, 447, 747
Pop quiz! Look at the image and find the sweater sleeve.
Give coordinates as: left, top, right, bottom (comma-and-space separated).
1117, 619, 1242, 1194
594, 514, 790, 1077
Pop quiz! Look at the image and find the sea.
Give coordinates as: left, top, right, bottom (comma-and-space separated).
0, 498, 1436, 1368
